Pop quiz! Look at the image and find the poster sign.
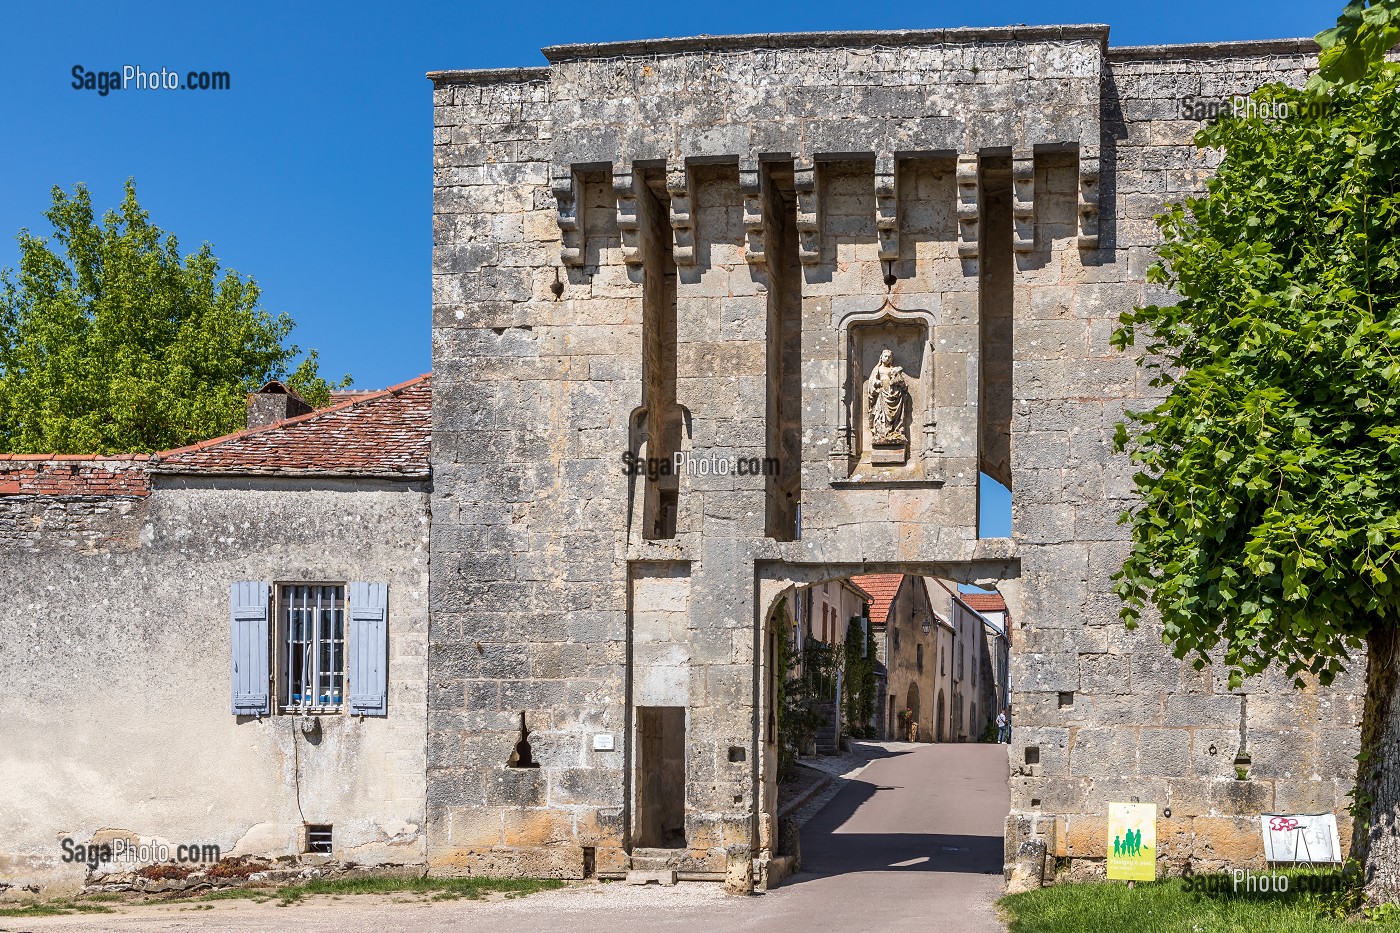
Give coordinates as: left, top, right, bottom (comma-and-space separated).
1107, 802, 1157, 881
1260, 813, 1342, 864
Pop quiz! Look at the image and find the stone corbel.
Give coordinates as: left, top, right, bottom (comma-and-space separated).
875, 154, 899, 262
614, 161, 642, 267
666, 162, 696, 266
794, 158, 822, 266
1012, 148, 1035, 254
1078, 142, 1100, 250
740, 159, 766, 267
956, 153, 980, 261
551, 163, 584, 267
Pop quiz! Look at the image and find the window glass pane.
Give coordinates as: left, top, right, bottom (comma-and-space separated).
281, 584, 346, 710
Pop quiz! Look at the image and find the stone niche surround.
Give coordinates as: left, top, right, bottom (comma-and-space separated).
834, 305, 937, 481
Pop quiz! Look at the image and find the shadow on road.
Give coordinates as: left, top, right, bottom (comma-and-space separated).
784, 747, 1005, 887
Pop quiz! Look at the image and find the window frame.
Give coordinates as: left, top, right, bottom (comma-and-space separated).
275, 582, 349, 715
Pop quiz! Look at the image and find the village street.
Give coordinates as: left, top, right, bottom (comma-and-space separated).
11, 743, 1009, 933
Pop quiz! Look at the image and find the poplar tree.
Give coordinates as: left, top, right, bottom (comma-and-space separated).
0, 180, 349, 453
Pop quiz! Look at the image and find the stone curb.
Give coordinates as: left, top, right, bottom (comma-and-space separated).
777, 767, 834, 821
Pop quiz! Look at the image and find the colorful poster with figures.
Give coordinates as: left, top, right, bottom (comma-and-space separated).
1107, 803, 1157, 881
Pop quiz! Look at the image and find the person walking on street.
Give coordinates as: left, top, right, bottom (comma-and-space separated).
996, 709, 1009, 743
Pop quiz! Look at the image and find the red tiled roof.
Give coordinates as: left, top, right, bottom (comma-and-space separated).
849, 573, 904, 625
960, 592, 1007, 614
151, 374, 431, 477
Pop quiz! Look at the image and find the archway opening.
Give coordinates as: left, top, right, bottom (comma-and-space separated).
758, 565, 1014, 889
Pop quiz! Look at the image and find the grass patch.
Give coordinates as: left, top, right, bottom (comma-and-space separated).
0, 900, 114, 918
1000, 871, 1400, 932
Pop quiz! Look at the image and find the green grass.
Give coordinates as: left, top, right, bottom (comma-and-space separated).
0, 900, 114, 917
6, 876, 566, 917
1000, 871, 1400, 933
178, 886, 277, 903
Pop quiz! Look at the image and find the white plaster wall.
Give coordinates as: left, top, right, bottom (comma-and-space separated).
0, 477, 430, 893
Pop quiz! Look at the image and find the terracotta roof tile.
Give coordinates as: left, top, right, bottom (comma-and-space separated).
960, 592, 1007, 613
151, 374, 431, 477
849, 573, 904, 625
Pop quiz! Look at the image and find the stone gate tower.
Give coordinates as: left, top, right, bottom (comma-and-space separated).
428, 26, 1358, 885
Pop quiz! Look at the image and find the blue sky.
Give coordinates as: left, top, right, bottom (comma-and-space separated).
0, 0, 1336, 533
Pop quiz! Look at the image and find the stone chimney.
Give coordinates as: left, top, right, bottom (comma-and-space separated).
246, 381, 314, 429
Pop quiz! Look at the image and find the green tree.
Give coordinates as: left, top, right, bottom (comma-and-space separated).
1112, 1, 1400, 902
0, 180, 350, 454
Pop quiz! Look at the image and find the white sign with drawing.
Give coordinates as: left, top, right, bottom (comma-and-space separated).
1260, 813, 1342, 864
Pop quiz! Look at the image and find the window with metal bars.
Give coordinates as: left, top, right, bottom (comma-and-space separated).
280, 585, 346, 712
305, 824, 333, 855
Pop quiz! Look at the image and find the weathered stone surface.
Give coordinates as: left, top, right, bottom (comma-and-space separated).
425, 27, 1356, 889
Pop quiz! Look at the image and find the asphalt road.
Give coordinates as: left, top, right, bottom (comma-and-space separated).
11, 742, 1010, 933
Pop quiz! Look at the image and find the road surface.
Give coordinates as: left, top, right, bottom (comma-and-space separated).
12, 743, 1009, 933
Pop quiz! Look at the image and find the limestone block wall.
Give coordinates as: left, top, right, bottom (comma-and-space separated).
1005, 39, 1362, 881
0, 476, 431, 893
430, 69, 635, 878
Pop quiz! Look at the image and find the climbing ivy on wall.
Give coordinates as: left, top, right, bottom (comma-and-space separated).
843, 616, 878, 739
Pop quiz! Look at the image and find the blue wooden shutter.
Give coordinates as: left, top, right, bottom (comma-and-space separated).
348, 582, 388, 716
230, 581, 271, 716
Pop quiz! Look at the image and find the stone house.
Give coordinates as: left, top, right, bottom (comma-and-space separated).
801, 577, 870, 647
945, 587, 990, 742
960, 591, 1012, 735
0, 376, 432, 893
856, 573, 953, 742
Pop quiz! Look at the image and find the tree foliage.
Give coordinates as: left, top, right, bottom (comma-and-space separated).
0, 180, 349, 454
1112, 3, 1400, 689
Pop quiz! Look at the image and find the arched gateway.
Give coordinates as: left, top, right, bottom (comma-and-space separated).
426, 27, 1359, 890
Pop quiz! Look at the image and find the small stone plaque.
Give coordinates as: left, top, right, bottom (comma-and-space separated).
592, 733, 615, 751
870, 444, 907, 465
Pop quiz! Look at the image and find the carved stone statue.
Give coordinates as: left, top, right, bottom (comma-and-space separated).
866, 349, 909, 458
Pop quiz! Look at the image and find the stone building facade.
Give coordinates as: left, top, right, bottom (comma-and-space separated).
855, 573, 955, 742
0, 377, 432, 893
427, 25, 1359, 888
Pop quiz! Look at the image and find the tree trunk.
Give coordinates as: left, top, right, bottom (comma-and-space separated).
1354, 625, 1400, 903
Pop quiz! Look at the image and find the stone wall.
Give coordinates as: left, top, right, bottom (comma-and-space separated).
0, 458, 151, 553
428, 28, 1357, 887
1004, 39, 1360, 883
0, 475, 430, 893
